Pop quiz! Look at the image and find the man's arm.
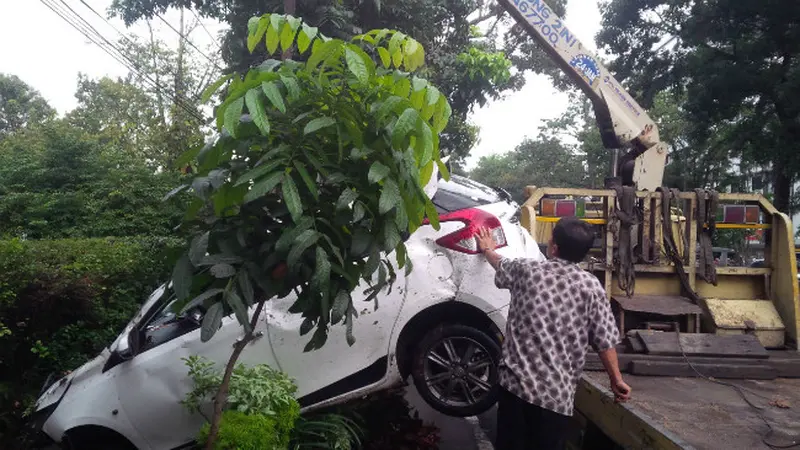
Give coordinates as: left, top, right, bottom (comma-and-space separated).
588, 287, 631, 403
598, 347, 630, 402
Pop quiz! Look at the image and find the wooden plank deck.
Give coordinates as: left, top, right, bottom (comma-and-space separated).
579, 372, 800, 450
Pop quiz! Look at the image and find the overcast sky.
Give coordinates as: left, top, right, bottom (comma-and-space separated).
0, 0, 602, 170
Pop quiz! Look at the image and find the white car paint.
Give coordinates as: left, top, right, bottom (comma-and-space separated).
31, 176, 544, 450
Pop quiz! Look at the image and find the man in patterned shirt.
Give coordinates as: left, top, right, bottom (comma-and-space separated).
476, 217, 631, 449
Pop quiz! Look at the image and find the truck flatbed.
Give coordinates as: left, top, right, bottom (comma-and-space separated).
577, 371, 800, 450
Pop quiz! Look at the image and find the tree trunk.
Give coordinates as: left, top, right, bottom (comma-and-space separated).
203, 300, 266, 450
773, 167, 792, 213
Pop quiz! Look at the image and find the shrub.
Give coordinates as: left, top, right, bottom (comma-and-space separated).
198, 410, 285, 450
0, 236, 182, 445
184, 356, 301, 449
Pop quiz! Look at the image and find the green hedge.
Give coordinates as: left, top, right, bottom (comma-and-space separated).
0, 236, 182, 445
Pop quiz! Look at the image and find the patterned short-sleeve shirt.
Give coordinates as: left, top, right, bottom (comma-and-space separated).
495, 257, 619, 416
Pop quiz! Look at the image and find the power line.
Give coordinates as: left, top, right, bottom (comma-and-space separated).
42, 0, 206, 125
155, 13, 222, 70
189, 8, 222, 50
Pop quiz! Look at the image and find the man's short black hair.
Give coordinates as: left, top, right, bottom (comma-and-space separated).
553, 217, 594, 263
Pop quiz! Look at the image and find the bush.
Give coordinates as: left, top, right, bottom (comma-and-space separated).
198, 410, 286, 450
0, 236, 182, 445
184, 357, 301, 449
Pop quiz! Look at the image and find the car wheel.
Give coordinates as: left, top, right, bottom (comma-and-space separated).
411, 323, 501, 417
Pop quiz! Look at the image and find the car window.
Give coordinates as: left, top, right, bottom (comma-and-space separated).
432, 175, 503, 213
139, 296, 201, 353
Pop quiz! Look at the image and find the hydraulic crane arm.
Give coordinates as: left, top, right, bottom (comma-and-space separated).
495, 0, 668, 191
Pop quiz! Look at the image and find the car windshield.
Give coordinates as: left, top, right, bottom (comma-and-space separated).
432, 175, 504, 213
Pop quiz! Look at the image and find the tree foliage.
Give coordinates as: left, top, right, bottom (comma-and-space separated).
0, 74, 56, 137
109, 0, 572, 168
0, 120, 186, 239
597, 0, 800, 212
169, 15, 450, 351
470, 134, 587, 202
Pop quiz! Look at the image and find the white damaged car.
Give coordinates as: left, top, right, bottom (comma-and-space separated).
29, 175, 543, 450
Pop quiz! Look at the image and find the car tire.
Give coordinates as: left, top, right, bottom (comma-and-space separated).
411, 323, 501, 417
62, 427, 137, 450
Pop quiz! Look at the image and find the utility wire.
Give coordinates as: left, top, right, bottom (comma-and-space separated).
42, 0, 206, 124
189, 8, 222, 50
155, 12, 223, 70
70, 0, 208, 121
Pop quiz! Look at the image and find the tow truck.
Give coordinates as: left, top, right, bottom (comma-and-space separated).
493, 0, 800, 448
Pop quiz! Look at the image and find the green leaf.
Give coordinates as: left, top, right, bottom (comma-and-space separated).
331, 291, 350, 325
181, 288, 224, 313
351, 228, 372, 256
394, 78, 411, 98
420, 160, 435, 187
304, 116, 336, 135
383, 223, 401, 252
388, 31, 406, 55
300, 317, 314, 336
163, 184, 188, 201
364, 248, 380, 278
377, 96, 406, 122
412, 77, 427, 92
248, 17, 269, 53
293, 161, 318, 200
344, 47, 368, 84
437, 158, 451, 181
392, 108, 420, 149
245, 88, 270, 136
280, 22, 295, 52
304, 326, 328, 352
234, 159, 282, 186
243, 172, 283, 203
260, 81, 286, 114
224, 96, 245, 138
189, 232, 210, 266
368, 161, 391, 184
200, 302, 224, 342
211, 263, 236, 278
225, 290, 251, 333
307, 40, 340, 69
395, 242, 407, 269
280, 74, 300, 102
265, 19, 280, 54
394, 201, 408, 230
377, 47, 391, 68
379, 179, 402, 214
425, 199, 440, 230
288, 230, 320, 269
238, 270, 255, 306
353, 202, 366, 222
282, 175, 303, 222
434, 101, 452, 134
425, 86, 440, 106
311, 247, 331, 303
276, 216, 314, 252
391, 49, 404, 68
199, 254, 244, 266
298, 23, 318, 53
336, 189, 358, 210
403, 39, 421, 70
417, 122, 434, 166
201, 73, 234, 103
172, 254, 193, 301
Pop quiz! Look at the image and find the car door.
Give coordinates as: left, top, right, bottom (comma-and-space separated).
111, 297, 277, 450
264, 257, 409, 407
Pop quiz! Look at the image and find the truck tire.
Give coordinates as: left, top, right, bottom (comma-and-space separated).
411, 323, 501, 417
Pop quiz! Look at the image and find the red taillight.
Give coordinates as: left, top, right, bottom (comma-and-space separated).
424, 208, 508, 254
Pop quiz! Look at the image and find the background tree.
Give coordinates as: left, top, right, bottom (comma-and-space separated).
0, 120, 185, 239
109, 0, 575, 168
0, 73, 56, 137
597, 0, 800, 212
470, 134, 587, 201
